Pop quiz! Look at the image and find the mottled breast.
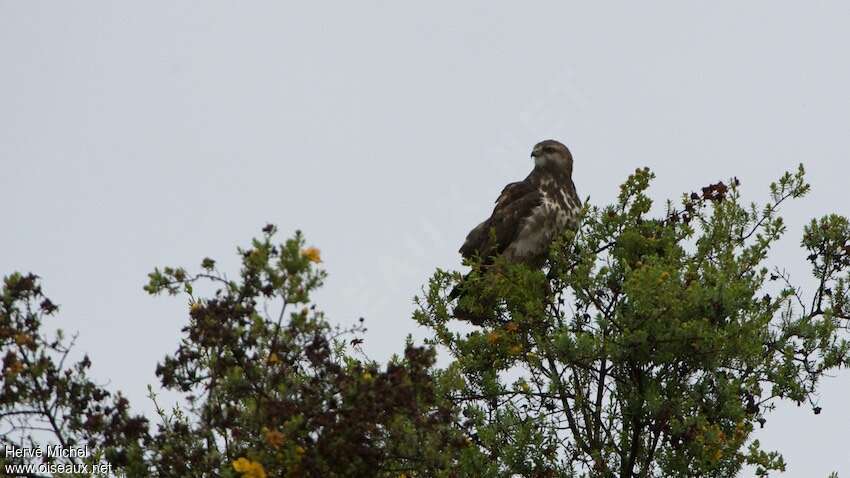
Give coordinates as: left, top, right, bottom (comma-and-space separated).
503, 184, 581, 267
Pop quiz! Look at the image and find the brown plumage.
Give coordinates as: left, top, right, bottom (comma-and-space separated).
451, 139, 582, 321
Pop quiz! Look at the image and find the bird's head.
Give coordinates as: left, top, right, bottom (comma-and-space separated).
531, 139, 573, 176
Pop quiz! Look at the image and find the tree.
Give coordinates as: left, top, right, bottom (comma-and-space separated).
415, 165, 850, 477
0, 272, 149, 477
2, 227, 483, 477
139, 225, 480, 477
2, 166, 847, 477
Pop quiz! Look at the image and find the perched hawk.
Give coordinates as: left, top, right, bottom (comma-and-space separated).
451, 140, 581, 320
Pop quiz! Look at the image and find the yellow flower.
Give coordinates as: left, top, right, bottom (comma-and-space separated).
264, 428, 285, 449
4, 357, 24, 377
13, 333, 34, 347
504, 322, 520, 333
486, 331, 502, 345
302, 247, 322, 263
232, 457, 266, 478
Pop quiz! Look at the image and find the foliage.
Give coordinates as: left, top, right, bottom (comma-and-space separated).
2, 166, 848, 478
2, 227, 482, 477
0, 272, 149, 475
140, 225, 478, 476
416, 165, 850, 477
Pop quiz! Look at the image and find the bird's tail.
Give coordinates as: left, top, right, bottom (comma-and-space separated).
449, 272, 492, 326
448, 272, 471, 301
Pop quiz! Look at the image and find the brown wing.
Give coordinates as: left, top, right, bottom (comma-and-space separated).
459, 180, 542, 260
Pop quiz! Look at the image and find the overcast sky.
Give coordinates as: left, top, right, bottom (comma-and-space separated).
1, 2, 848, 476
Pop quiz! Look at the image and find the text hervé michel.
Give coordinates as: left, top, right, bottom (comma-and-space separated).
4, 444, 115, 475
6, 443, 90, 459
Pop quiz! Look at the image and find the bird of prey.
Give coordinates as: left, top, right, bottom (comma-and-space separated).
451, 140, 582, 321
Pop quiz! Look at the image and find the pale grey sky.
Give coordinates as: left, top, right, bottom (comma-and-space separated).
1, 2, 848, 476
